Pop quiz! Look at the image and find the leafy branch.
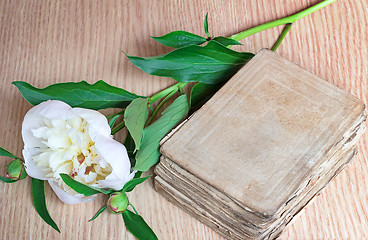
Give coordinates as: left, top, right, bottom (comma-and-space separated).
3, 1, 337, 239
59, 173, 156, 239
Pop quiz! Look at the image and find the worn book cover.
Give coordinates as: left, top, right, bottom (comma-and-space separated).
156, 49, 366, 239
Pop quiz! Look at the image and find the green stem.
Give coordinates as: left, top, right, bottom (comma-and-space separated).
148, 82, 188, 104
107, 110, 124, 120
230, 0, 336, 42
146, 89, 177, 126
271, 23, 293, 52
128, 203, 138, 215
111, 121, 125, 135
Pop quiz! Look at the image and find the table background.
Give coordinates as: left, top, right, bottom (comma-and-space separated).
1, 0, 367, 239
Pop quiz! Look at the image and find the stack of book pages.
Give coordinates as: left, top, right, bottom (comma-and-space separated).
154, 50, 366, 240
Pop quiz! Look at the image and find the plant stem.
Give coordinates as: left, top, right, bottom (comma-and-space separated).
107, 110, 124, 120
110, 82, 186, 133
111, 121, 125, 135
230, 0, 336, 42
271, 23, 293, 52
146, 89, 177, 126
108, 115, 120, 129
128, 203, 138, 215
148, 82, 188, 104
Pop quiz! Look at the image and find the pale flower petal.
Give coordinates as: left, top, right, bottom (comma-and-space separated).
22, 100, 75, 148
22, 147, 48, 180
71, 108, 111, 140
48, 180, 95, 205
22, 100, 133, 204
95, 135, 133, 190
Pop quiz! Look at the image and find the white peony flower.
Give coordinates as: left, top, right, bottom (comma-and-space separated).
22, 100, 134, 204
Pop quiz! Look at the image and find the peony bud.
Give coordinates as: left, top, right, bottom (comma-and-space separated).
7, 159, 27, 180
107, 192, 129, 214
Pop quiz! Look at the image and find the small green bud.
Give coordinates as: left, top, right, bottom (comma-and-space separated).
107, 192, 129, 214
7, 159, 27, 180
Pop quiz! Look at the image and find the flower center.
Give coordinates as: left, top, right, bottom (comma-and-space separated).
31, 116, 112, 191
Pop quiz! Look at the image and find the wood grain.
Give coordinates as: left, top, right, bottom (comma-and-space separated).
0, 0, 367, 239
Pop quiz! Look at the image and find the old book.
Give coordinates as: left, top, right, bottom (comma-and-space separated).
155, 147, 357, 239
154, 49, 366, 239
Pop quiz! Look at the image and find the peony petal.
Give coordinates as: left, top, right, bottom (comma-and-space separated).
94, 135, 133, 190
48, 180, 95, 205
71, 108, 111, 140
22, 100, 77, 181
46, 131, 71, 149
23, 147, 48, 180
22, 100, 133, 205
22, 100, 75, 149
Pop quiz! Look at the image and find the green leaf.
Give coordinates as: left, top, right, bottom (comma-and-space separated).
125, 133, 137, 167
0, 146, 17, 159
13, 80, 141, 110
122, 175, 151, 192
60, 174, 109, 196
204, 13, 210, 38
32, 179, 60, 232
126, 41, 254, 85
212, 36, 243, 46
151, 31, 206, 48
190, 82, 222, 108
0, 176, 17, 183
20, 167, 28, 180
124, 98, 149, 152
128, 153, 136, 168
122, 209, 158, 240
89, 206, 107, 222
135, 94, 189, 171
124, 132, 136, 153
108, 115, 120, 129
134, 171, 142, 179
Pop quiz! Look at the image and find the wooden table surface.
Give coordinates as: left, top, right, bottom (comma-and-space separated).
1, 0, 367, 239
